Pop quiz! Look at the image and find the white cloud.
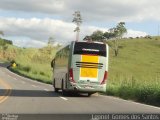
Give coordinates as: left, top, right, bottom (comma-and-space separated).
0, 0, 160, 22
0, 17, 75, 44
13, 39, 47, 48
0, 17, 148, 47
124, 29, 148, 38
0, 0, 65, 14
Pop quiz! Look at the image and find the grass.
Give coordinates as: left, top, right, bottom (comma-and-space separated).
106, 37, 160, 106
0, 44, 57, 84
12, 47, 57, 84
10, 62, 53, 84
0, 37, 160, 106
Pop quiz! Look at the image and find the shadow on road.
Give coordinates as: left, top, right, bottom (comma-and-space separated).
0, 89, 59, 97
0, 89, 90, 97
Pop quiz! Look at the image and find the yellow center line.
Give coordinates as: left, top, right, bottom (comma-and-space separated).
0, 78, 12, 103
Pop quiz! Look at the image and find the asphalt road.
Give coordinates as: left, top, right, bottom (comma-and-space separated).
0, 63, 160, 119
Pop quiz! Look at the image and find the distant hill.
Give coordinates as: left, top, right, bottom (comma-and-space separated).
107, 36, 160, 106
0, 38, 15, 61
0, 38, 13, 46
0, 40, 57, 83
108, 36, 160, 81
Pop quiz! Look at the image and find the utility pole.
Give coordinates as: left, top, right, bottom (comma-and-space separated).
72, 11, 82, 41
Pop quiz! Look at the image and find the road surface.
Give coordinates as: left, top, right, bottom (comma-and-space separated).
0, 63, 160, 119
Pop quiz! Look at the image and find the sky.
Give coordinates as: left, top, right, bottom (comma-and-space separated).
0, 0, 160, 48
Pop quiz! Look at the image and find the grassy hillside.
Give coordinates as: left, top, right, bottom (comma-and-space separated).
0, 38, 57, 83
0, 38, 18, 61
0, 37, 160, 106
0, 38, 13, 46
11, 47, 57, 84
107, 37, 160, 106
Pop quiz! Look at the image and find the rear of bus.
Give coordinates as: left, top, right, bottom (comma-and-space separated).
69, 41, 108, 93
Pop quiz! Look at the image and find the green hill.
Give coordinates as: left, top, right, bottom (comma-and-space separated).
0, 38, 57, 83
0, 38, 13, 46
11, 46, 57, 84
109, 37, 160, 82
0, 37, 160, 106
0, 38, 17, 61
107, 37, 160, 106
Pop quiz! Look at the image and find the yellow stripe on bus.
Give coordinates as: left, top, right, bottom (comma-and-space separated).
80, 55, 98, 78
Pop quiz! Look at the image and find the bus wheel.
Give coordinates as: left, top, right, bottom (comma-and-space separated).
87, 93, 92, 97
61, 80, 67, 96
54, 88, 59, 93
53, 79, 58, 93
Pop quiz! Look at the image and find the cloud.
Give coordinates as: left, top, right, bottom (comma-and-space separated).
0, 0, 65, 14
0, 17, 108, 45
0, 0, 160, 22
0, 17, 75, 44
124, 29, 148, 38
13, 39, 47, 48
0, 17, 147, 47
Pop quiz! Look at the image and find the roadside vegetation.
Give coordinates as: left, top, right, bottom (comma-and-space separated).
12, 47, 57, 84
107, 37, 160, 106
0, 36, 160, 106
0, 38, 57, 84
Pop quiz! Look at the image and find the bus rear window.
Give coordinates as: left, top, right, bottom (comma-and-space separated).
74, 42, 106, 57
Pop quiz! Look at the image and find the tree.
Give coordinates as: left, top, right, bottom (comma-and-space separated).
91, 30, 105, 42
109, 22, 127, 56
72, 11, 82, 41
103, 31, 116, 40
83, 35, 92, 41
48, 36, 55, 46
116, 22, 127, 38
83, 22, 127, 56
0, 31, 4, 37
47, 36, 55, 55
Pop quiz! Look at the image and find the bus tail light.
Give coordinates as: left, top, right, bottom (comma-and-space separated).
69, 68, 75, 83
101, 71, 108, 84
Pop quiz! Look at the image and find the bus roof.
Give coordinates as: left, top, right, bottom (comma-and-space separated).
55, 40, 106, 54
73, 41, 105, 44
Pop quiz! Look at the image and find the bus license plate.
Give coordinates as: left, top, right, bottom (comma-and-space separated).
84, 85, 93, 89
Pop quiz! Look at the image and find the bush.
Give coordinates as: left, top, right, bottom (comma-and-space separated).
18, 65, 31, 72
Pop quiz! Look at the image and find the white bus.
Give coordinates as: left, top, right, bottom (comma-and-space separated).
51, 41, 109, 96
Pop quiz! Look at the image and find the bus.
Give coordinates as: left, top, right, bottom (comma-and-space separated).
51, 41, 109, 96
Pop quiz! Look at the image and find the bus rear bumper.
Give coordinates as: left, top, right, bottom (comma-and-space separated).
68, 83, 107, 93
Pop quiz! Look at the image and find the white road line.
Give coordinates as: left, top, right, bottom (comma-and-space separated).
31, 85, 38, 88
60, 97, 68, 101
44, 89, 49, 91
